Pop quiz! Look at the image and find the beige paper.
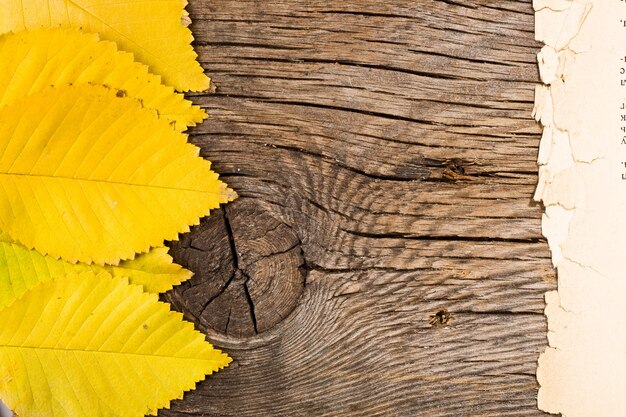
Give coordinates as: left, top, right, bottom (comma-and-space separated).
535, 1, 626, 416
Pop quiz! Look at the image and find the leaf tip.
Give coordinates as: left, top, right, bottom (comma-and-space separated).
222, 186, 238, 203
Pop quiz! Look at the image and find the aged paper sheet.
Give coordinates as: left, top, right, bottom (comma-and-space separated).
535, 0, 626, 415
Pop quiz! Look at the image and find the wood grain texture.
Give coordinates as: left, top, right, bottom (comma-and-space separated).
162, 1, 554, 415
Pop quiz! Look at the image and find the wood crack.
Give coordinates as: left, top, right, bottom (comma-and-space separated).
165, 0, 552, 414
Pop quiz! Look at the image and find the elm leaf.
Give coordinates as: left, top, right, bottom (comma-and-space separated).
0, 0, 210, 91
0, 84, 235, 265
0, 271, 231, 417
0, 29, 207, 131
0, 232, 193, 308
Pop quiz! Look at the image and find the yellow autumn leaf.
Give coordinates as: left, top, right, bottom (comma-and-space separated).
0, 271, 231, 417
0, 0, 210, 91
0, 232, 191, 308
0, 84, 236, 265
107, 246, 192, 294
0, 29, 206, 132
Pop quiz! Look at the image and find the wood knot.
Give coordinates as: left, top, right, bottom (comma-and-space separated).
424, 157, 478, 182
429, 309, 452, 328
166, 198, 306, 338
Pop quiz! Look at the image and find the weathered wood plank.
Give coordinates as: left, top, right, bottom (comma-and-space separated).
161, 1, 554, 415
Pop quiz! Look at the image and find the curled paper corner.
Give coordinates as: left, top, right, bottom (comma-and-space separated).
541, 205, 574, 265
537, 127, 554, 166
538, 46, 559, 85
532, 84, 553, 126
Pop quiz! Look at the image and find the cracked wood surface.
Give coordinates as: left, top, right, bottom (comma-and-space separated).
161, 1, 554, 416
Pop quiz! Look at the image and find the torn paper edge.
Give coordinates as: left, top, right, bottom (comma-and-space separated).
533, 0, 592, 414
533, 0, 594, 275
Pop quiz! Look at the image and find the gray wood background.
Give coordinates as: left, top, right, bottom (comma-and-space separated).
162, 1, 555, 415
